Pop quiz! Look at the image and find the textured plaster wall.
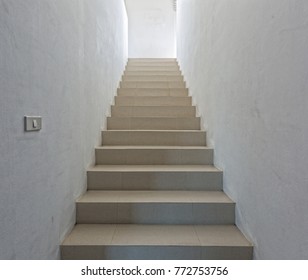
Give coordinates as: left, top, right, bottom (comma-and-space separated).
125, 0, 176, 58
177, 0, 308, 259
0, 0, 127, 259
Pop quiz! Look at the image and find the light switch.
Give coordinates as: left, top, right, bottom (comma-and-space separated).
32, 119, 38, 128
25, 116, 42, 132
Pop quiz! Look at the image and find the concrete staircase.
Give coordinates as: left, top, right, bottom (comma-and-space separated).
61, 58, 253, 260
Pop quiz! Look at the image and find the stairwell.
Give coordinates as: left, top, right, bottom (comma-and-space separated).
61, 58, 253, 260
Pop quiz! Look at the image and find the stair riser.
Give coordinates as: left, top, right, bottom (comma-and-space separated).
61, 246, 252, 260
95, 148, 213, 165
107, 117, 200, 130
122, 76, 183, 82
111, 106, 196, 117
102, 131, 207, 146
128, 58, 176, 62
115, 96, 192, 106
128, 59, 177, 62
126, 66, 180, 71
117, 88, 188, 97
127, 63, 178, 67
120, 81, 186, 89
76, 203, 234, 225
127, 62, 179, 66
87, 171, 223, 191
124, 71, 182, 76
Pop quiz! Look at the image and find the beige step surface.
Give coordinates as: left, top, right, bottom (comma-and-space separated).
87, 165, 223, 191
120, 81, 186, 89
95, 146, 213, 165
122, 75, 184, 82
126, 66, 180, 72
115, 96, 191, 106
128, 58, 177, 62
127, 62, 179, 66
76, 191, 235, 224
117, 88, 188, 97
124, 71, 182, 76
107, 117, 200, 130
61, 224, 253, 260
127, 58, 178, 65
78, 190, 232, 203
102, 130, 207, 146
127, 64, 178, 68
88, 164, 221, 172
111, 106, 196, 117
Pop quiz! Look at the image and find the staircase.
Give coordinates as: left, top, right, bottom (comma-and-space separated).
61, 58, 253, 260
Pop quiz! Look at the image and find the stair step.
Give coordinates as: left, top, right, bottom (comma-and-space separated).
127, 60, 179, 66
124, 71, 182, 76
117, 88, 188, 97
120, 81, 186, 89
76, 191, 235, 224
126, 66, 180, 72
87, 165, 223, 191
122, 75, 183, 82
61, 224, 253, 260
128, 58, 177, 63
111, 106, 196, 117
127, 61, 179, 68
95, 146, 213, 165
102, 130, 207, 146
115, 96, 191, 106
107, 117, 200, 130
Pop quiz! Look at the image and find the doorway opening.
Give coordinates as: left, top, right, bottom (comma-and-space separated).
125, 0, 177, 58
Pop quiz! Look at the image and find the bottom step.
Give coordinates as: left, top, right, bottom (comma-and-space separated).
61, 224, 252, 260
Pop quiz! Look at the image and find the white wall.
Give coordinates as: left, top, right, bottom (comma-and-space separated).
0, 0, 127, 259
177, 0, 308, 260
125, 0, 176, 58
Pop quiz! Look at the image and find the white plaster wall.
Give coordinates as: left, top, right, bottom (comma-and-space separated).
0, 0, 127, 259
125, 0, 176, 58
177, 0, 308, 259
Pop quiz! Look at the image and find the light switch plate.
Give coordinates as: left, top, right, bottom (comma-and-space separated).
24, 116, 42, 132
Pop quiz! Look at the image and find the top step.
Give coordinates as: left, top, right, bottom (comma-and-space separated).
128, 60, 178, 64
126, 66, 180, 72
128, 58, 177, 63
127, 62, 179, 67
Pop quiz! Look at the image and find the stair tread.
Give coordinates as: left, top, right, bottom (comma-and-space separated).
117, 88, 188, 93
115, 96, 190, 98
115, 99, 191, 104
96, 146, 210, 150
103, 130, 205, 132
111, 105, 193, 108
108, 117, 199, 120
118, 87, 185, 89
123, 75, 182, 77
124, 76, 183, 78
77, 191, 233, 203
62, 224, 252, 247
111, 107, 195, 117
88, 165, 221, 172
